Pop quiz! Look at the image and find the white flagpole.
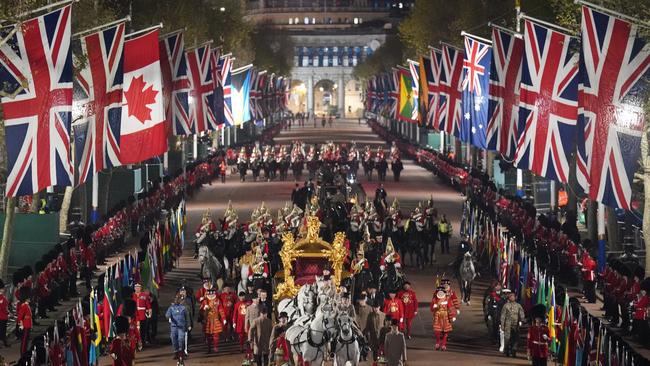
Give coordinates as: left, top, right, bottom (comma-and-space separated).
72, 16, 131, 39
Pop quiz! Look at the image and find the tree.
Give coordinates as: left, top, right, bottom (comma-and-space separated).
250, 22, 294, 75
353, 35, 406, 79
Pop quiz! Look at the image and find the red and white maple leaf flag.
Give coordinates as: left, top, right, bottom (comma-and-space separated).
120, 29, 166, 164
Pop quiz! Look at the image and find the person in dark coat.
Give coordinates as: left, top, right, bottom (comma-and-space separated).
249, 306, 273, 366
384, 318, 407, 366
391, 157, 403, 182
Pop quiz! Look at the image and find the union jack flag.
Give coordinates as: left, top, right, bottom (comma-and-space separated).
219, 54, 234, 126
577, 6, 650, 209
74, 22, 125, 185
0, 6, 73, 196
159, 31, 191, 135
389, 69, 399, 119
365, 76, 376, 112
437, 44, 464, 136
186, 44, 217, 133
487, 27, 524, 158
210, 47, 225, 127
514, 20, 579, 183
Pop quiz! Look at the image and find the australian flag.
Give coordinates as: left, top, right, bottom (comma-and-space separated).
461, 34, 492, 149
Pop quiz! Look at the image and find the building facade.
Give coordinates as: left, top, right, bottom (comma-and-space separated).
245, 0, 413, 117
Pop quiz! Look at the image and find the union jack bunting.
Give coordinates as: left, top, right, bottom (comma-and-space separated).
487, 27, 524, 158
577, 6, 650, 209
219, 54, 234, 126
159, 31, 191, 135
388, 69, 399, 119
210, 48, 225, 127
437, 44, 464, 136
514, 20, 579, 183
186, 44, 217, 133
0, 6, 73, 196
74, 22, 125, 185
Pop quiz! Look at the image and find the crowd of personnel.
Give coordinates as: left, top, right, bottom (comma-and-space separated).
0, 151, 222, 365
222, 140, 404, 184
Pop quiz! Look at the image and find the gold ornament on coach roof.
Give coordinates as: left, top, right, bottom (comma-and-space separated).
273, 215, 349, 301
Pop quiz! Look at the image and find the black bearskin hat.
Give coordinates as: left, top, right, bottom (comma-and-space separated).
122, 299, 136, 318
114, 316, 130, 335
531, 304, 547, 321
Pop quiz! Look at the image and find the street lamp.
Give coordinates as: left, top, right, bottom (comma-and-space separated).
220, 7, 226, 12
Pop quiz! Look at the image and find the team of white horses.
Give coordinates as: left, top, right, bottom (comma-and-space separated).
280, 277, 361, 366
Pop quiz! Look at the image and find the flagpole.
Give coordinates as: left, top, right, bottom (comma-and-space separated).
125, 23, 164, 39
72, 16, 131, 39
487, 23, 521, 37
186, 39, 214, 51
520, 14, 576, 35
16, 0, 77, 18
515, 0, 524, 196
460, 31, 492, 44
159, 27, 187, 39
574, 0, 650, 27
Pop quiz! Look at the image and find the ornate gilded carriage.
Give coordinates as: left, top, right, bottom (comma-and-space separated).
273, 215, 349, 300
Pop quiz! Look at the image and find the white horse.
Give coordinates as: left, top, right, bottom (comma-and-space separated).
333, 312, 360, 366
237, 261, 250, 294
459, 251, 477, 305
198, 245, 224, 290
286, 300, 337, 366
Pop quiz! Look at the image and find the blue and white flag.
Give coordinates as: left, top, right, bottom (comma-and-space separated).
461, 34, 492, 149
231, 65, 253, 126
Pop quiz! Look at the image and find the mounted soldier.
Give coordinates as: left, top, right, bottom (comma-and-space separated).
375, 147, 388, 182
195, 210, 217, 259
263, 146, 274, 181
250, 146, 262, 181
362, 146, 374, 181
237, 147, 248, 182
290, 142, 305, 181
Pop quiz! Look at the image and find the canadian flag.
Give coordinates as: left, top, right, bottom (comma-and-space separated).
120, 29, 167, 164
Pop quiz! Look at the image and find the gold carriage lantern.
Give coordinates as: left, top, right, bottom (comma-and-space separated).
274, 215, 349, 300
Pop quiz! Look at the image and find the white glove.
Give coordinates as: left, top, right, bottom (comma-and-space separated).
263, 272, 268, 278
452, 317, 456, 322
487, 315, 492, 320
542, 334, 549, 340
518, 321, 522, 327
456, 310, 460, 315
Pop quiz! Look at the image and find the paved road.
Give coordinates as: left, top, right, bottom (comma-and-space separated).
98, 119, 528, 365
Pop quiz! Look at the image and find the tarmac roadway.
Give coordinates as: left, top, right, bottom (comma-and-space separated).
108, 118, 531, 365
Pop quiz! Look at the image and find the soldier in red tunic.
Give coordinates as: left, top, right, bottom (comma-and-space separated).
110, 316, 136, 366
0, 280, 8, 347
383, 291, 404, 330
397, 282, 418, 339
132, 283, 152, 346
430, 287, 455, 351
632, 286, 649, 344
196, 278, 214, 304
220, 285, 236, 340
581, 250, 597, 303
232, 292, 249, 352
527, 308, 549, 366
17, 287, 33, 355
